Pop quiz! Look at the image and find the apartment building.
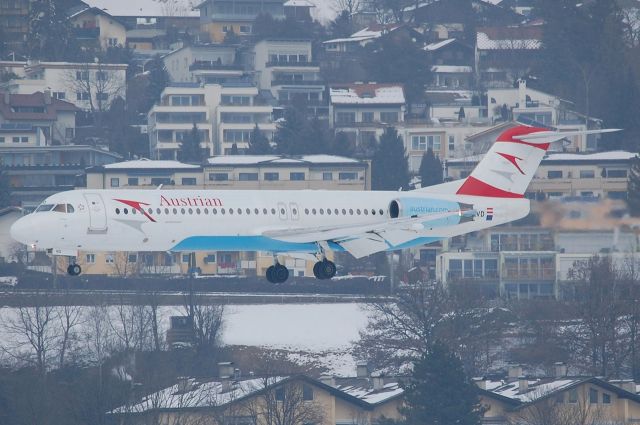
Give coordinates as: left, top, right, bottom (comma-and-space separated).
1, 144, 121, 209
252, 39, 326, 115
447, 150, 633, 200
162, 45, 244, 84
81, 154, 369, 277
329, 83, 406, 149
0, 0, 30, 52
197, 0, 286, 42
148, 82, 276, 159
0, 61, 128, 112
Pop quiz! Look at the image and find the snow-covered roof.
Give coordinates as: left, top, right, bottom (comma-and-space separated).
103, 159, 200, 169
431, 65, 473, 73
330, 84, 405, 105
207, 155, 361, 166
335, 380, 404, 405
545, 151, 636, 162
82, 0, 200, 17
477, 28, 542, 50
424, 38, 457, 51
284, 0, 315, 6
323, 23, 403, 45
486, 378, 581, 402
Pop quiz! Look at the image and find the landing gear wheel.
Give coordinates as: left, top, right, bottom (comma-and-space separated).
274, 264, 289, 283
266, 265, 276, 283
314, 260, 336, 280
67, 264, 81, 276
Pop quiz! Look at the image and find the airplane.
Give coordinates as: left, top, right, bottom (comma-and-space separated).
10, 125, 619, 283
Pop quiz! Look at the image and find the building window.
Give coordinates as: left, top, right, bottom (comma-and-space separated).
608, 191, 627, 200
76, 70, 89, 80
110, 178, 120, 187
568, 389, 578, 403
275, 388, 285, 401
589, 388, 598, 404
602, 393, 611, 404
12, 137, 19, 143
128, 177, 138, 186
411, 135, 441, 151
96, 71, 108, 80
579, 170, 595, 178
361, 112, 374, 123
239, 25, 251, 33
339, 172, 357, 180
605, 169, 627, 178
221, 95, 250, 106
336, 112, 355, 124
448, 135, 455, 152
380, 111, 398, 123
53, 92, 65, 100
239, 173, 258, 181
290, 172, 305, 181
86, 254, 95, 264
264, 172, 279, 181
204, 254, 216, 263
209, 173, 229, 181
547, 170, 563, 179
76, 92, 90, 101
128, 254, 137, 263
20, 137, 28, 143
65, 128, 74, 139
105, 254, 114, 264
182, 177, 197, 185
323, 172, 333, 181
0, 137, 4, 143
151, 177, 171, 186
107, 38, 118, 47
182, 254, 191, 263
302, 384, 313, 401
96, 92, 109, 101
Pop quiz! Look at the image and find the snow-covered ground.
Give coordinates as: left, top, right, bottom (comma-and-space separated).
0, 303, 371, 376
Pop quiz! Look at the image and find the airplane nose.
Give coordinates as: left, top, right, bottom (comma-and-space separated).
10, 216, 33, 245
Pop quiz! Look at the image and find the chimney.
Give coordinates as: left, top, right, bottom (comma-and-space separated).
371, 372, 384, 391
356, 361, 369, 378
472, 377, 486, 390
43, 89, 51, 105
233, 368, 241, 380
218, 361, 234, 379
554, 362, 568, 378
518, 376, 529, 393
517, 79, 527, 108
320, 374, 336, 387
508, 365, 523, 382
177, 376, 191, 393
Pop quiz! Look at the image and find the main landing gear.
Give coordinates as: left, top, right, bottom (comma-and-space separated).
313, 259, 337, 280
67, 263, 81, 276
266, 263, 289, 284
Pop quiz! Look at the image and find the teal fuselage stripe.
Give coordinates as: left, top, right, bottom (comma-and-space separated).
170, 236, 441, 253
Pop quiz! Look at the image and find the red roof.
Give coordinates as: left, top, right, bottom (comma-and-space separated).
0, 92, 78, 121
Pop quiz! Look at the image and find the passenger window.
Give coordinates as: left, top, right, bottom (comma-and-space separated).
372, 209, 376, 215
204, 208, 209, 214
173, 208, 177, 214
229, 208, 234, 215
271, 208, 276, 215
254, 208, 259, 214
246, 208, 251, 215
237, 208, 242, 215
221, 208, 226, 214
342, 209, 346, 215
327, 209, 331, 215
357, 209, 361, 215
349, 209, 354, 215
180, 208, 185, 214
364, 209, 368, 215
165, 208, 169, 214
116, 208, 120, 214
188, 208, 193, 215
379, 209, 384, 215
263, 208, 268, 215
124, 208, 129, 215
312, 209, 317, 215
334, 209, 339, 215
320, 209, 324, 215
213, 209, 218, 215
305, 208, 309, 215
132, 209, 137, 215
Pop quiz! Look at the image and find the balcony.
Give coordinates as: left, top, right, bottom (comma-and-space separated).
266, 61, 319, 68
271, 79, 324, 86
73, 27, 100, 39
189, 61, 244, 71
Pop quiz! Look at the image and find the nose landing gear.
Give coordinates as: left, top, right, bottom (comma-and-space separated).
67, 263, 82, 276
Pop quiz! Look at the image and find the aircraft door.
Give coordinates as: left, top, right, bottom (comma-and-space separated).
289, 203, 299, 221
277, 202, 288, 220
83, 193, 108, 233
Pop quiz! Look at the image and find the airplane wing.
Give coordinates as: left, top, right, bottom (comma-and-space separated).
263, 209, 475, 258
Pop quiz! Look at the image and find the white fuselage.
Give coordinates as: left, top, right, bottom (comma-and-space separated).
10, 188, 530, 256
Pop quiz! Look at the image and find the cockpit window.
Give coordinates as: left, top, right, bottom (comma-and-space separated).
35, 204, 54, 213
53, 204, 66, 213
67, 204, 74, 213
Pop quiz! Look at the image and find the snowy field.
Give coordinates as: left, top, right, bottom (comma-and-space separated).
0, 303, 371, 376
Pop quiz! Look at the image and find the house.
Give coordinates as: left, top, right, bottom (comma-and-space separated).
108, 369, 404, 425
329, 83, 406, 149
126, 28, 168, 50
162, 45, 243, 84
283, 0, 314, 21
147, 82, 276, 159
82, 154, 369, 277
476, 26, 543, 88
67, 4, 128, 50
498, 0, 536, 18
0, 0, 30, 53
424, 38, 475, 66
478, 365, 640, 424
196, 0, 286, 43
0, 91, 78, 145
0, 61, 128, 112
323, 23, 421, 54
251, 39, 325, 115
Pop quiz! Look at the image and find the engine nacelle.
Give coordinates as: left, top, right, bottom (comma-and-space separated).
389, 197, 462, 218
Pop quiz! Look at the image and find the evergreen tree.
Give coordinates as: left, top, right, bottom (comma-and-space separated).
179, 124, 203, 163
274, 103, 312, 155
144, 55, 169, 112
330, 131, 356, 157
402, 341, 484, 425
230, 143, 239, 155
329, 10, 353, 39
26, 0, 74, 60
628, 155, 640, 216
419, 148, 443, 189
248, 124, 272, 154
371, 127, 409, 191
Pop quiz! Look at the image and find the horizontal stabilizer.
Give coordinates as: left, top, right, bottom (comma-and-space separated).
513, 128, 621, 144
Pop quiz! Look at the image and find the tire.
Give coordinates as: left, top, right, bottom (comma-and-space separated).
266, 265, 276, 283
313, 262, 324, 279
274, 264, 289, 283
321, 260, 336, 279
67, 265, 74, 276
71, 264, 81, 276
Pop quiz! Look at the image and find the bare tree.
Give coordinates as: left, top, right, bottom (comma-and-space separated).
333, 0, 361, 15
56, 295, 84, 368
183, 294, 225, 354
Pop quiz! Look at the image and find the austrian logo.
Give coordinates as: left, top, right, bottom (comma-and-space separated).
497, 152, 525, 175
